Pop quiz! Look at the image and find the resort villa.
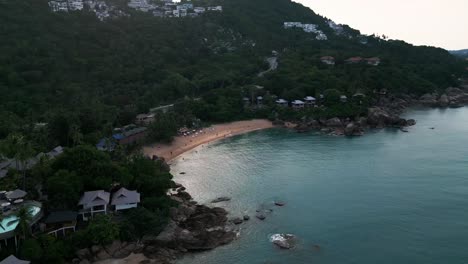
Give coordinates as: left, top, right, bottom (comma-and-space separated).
78, 190, 110, 220
304, 96, 317, 106
78, 188, 141, 220
257, 96, 263, 107
320, 56, 335, 65
275, 99, 288, 107
111, 188, 140, 211
340, 95, 348, 103
291, 100, 305, 109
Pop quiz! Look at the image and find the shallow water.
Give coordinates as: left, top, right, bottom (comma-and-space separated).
172, 107, 468, 264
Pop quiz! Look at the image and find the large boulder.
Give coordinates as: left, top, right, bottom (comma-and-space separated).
419, 93, 438, 106
325, 117, 342, 127
439, 94, 449, 107
344, 122, 358, 136
270, 234, 297, 249
367, 107, 400, 127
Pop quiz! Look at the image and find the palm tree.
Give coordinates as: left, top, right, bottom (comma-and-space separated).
15, 206, 33, 240
0, 133, 35, 190
0, 214, 5, 231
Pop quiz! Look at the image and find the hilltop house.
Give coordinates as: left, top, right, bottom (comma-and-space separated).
320, 56, 335, 65
193, 7, 205, 13
365, 57, 381, 66
275, 99, 288, 107
304, 96, 316, 106
78, 190, 110, 220
345, 57, 363, 64
257, 96, 263, 106
111, 188, 140, 211
292, 100, 305, 109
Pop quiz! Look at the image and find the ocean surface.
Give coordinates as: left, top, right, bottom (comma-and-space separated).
172, 107, 468, 264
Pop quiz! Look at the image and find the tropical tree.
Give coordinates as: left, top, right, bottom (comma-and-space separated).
0, 133, 35, 190
15, 206, 33, 240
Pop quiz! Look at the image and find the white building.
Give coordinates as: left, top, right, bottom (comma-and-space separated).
292, 100, 305, 109
304, 96, 316, 106
111, 188, 140, 211
207, 6, 223, 11
78, 190, 110, 220
340, 95, 348, 103
276, 99, 288, 107
193, 7, 205, 13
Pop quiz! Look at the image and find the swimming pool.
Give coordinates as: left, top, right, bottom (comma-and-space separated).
0, 205, 41, 235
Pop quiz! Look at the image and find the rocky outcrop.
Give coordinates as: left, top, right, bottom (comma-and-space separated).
367, 107, 404, 128
270, 234, 297, 249
76, 241, 142, 263
439, 94, 449, 107
419, 93, 439, 106
76, 186, 237, 264
325, 117, 342, 127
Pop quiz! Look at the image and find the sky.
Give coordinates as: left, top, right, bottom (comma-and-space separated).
293, 0, 468, 50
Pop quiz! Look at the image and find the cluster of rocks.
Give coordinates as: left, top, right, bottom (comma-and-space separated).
293, 106, 416, 136
418, 87, 468, 108
74, 241, 141, 264
75, 187, 238, 264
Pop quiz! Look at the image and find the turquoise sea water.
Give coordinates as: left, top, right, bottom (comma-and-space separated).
172, 107, 468, 264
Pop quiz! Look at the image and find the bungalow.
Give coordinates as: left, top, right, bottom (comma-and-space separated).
78, 190, 110, 220
291, 100, 305, 109
43, 211, 77, 237
257, 96, 263, 106
304, 96, 316, 106
242, 97, 250, 106
113, 127, 148, 145
345, 57, 363, 64
111, 188, 140, 211
0, 255, 30, 264
320, 56, 335, 65
135, 113, 155, 125
340, 95, 348, 103
365, 57, 381, 66
275, 99, 288, 107
193, 7, 205, 13
207, 6, 222, 11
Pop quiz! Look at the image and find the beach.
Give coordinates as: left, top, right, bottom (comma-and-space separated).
143, 119, 274, 162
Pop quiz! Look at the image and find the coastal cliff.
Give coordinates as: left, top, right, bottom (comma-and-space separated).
291, 86, 468, 136
75, 186, 238, 264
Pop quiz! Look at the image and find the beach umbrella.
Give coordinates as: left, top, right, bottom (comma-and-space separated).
6, 189, 27, 200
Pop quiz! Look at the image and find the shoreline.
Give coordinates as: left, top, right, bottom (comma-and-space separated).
143, 119, 274, 162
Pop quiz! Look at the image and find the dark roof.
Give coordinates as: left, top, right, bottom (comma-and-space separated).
44, 211, 77, 224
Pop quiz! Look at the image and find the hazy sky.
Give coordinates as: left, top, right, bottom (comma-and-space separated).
294, 0, 468, 50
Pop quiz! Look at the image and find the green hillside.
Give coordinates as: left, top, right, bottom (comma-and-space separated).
0, 0, 466, 147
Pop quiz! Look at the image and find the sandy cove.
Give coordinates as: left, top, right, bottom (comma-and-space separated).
143, 119, 274, 162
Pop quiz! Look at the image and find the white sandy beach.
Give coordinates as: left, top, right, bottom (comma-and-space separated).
143, 119, 274, 162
